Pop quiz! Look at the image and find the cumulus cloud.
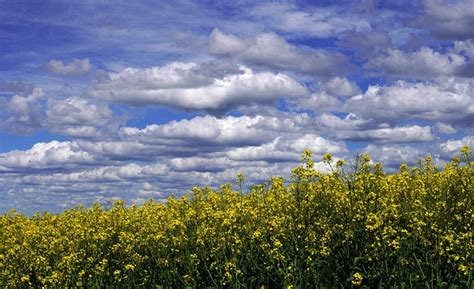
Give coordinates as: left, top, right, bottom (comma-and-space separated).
452, 40, 474, 77
0, 88, 45, 134
226, 134, 347, 162
422, 0, 474, 40
169, 156, 232, 172
315, 113, 371, 131
322, 77, 360, 98
46, 58, 92, 76
75, 140, 163, 161
88, 62, 307, 112
0, 89, 125, 137
120, 113, 310, 148
0, 141, 96, 171
366, 47, 469, 78
435, 122, 457, 134
439, 135, 474, 158
59, 112, 313, 163
344, 79, 474, 124
298, 77, 360, 112
298, 92, 340, 112
363, 144, 427, 168
336, 125, 435, 143
313, 114, 435, 144
209, 29, 350, 76
45, 97, 125, 138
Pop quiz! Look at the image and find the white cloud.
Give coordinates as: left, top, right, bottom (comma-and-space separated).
249, 2, 371, 38
313, 114, 434, 144
168, 156, 253, 172
315, 113, 371, 130
366, 47, 468, 78
88, 63, 307, 111
75, 140, 159, 161
439, 135, 474, 158
121, 115, 270, 146
435, 122, 457, 134
209, 29, 249, 55
46, 58, 92, 76
345, 79, 474, 124
0, 88, 45, 134
0, 141, 96, 170
299, 92, 342, 112
209, 29, 350, 76
363, 144, 426, 167
322, 77, 360, 98
47, 97, 113, 126
336, 125, 435, 143
120, 114, 310, 148
227, 134, 347, 162
297, 77, 359, 112
452, 40, 474, 77
45, 97, 122, 138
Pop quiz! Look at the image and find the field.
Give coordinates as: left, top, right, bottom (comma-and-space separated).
1, 148, 472, 288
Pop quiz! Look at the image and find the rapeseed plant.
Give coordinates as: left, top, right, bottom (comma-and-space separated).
0, 147, 472, 288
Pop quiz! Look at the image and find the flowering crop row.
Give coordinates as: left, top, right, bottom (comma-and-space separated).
1, 148, 472, 288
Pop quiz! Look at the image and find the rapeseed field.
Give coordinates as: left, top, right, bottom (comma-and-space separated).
1, 148, 472, 288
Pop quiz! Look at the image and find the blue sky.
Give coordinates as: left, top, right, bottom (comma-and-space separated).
0, 0, 473, 214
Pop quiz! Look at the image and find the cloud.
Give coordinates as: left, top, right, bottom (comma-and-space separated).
315, 113, 371, 130
297, 77, 360, 112
169, 156, 233, 172
363, 144, 427, 168
337, 30, 393, 58
0, 88, 126, 138
209, 28, 351, 76
45, 97, 125, 138
435, 122, 457, 134
422, 0, 474, 40
0, 140, 96, 171
208, 29, 249, 55
0, 88, 45, 134
226, 134, 347, 162
88, 62, 307, 112
119, 113, 310, 149
335, 125, 435, 143
45, 58, 92, 76
249, 2, 371, 38
3, 0, 474, 216
344, 79, 474, 124
366, 47, 469, 78
452, 40, 474, 77
313, 114, 435, 144
65, 112, 313, 163
299, 92, 343, 112
439, 135, 474, 158
0, 81, 35, 95
322, 77, 360, 98
75, 140, 162, 161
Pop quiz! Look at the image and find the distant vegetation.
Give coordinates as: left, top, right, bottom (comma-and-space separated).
1, 148, 472, 288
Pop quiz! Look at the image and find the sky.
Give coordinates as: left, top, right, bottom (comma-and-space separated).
0, 0, 473, 214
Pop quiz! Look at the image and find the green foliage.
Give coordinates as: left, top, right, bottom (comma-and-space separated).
1, 148, 473, 288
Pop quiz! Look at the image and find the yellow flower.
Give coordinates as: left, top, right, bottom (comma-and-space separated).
20, 275, 30, 282
352, 272, 363, 286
